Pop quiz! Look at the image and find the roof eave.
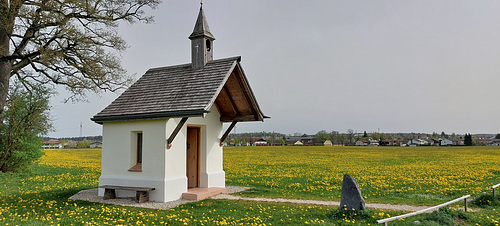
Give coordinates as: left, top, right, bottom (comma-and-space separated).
91, 110, 209, 124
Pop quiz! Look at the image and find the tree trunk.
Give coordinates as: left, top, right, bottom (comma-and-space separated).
0, 0, 13, 125
0, 28, 10, 172
0, 30, 10, 125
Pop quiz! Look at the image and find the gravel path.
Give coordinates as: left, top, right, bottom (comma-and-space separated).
68, 186, 251, 210
69, 188, 194, 210
211, 194, 430, 212
69, 186, 430, 212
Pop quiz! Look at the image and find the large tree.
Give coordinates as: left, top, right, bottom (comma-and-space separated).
0, 0, 159, 123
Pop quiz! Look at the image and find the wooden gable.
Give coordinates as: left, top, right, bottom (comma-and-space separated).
215, 62, 264, 122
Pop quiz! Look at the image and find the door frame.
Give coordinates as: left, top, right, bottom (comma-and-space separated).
186, 127, 200, 188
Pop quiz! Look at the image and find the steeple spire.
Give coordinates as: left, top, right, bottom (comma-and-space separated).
189, 5, 215, 69
189, 5, 215, 40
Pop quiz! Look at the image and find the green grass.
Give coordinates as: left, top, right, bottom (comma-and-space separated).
0, 147, 499, 225
0, 163, 401, 225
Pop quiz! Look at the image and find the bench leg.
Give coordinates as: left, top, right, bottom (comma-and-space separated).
103, 188, 116, 200
136, 191, 149, 203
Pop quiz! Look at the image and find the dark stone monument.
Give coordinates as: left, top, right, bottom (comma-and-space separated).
339, 174, 365, 211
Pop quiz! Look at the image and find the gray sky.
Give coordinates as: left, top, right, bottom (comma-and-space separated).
48, 1, 500, 137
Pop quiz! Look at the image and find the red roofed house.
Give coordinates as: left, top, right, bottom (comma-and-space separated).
42, 140, 62, 149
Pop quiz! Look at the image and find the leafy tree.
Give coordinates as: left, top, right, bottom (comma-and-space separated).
315, 130, 330, 143
0, 82, 51, 172
337, 133, 346, 145
495, 134, 500, 139
232, 137, 239, 146
363, 131, 368, 138
464, 133, 473, 146
65, 140, 77, 148
77, 139, 91, 148
268, 132, 276, 144
0, 0, 159, 124
329, 131, 339, 144
346, 129, 355, 145
371, 132, 387, 141
242, 135, 251, 145
472, 137, 482, 146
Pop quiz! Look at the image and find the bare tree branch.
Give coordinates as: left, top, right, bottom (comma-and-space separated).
0, 0, 159, 107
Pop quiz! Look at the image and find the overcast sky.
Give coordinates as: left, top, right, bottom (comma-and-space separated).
48, 1, 500, 137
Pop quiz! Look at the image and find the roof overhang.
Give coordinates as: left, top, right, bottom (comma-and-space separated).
90, 109, 209, 124
212, 61, 268, 122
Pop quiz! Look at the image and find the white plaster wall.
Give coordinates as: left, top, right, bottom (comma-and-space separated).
98, 105, 225, 202
98, 119, 168, 202
164, 118, 189, 201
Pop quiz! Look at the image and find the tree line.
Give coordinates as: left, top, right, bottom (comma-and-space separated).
316, 130, 492, 146
227, 130, 499, 146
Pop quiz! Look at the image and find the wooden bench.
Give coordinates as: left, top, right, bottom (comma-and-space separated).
99, 185, 155, 203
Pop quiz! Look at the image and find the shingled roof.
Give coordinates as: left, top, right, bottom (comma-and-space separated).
91, 56, 266, 124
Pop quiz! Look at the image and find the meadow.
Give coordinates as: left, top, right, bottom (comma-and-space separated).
225, 146, 500, 205
0, 146, 498, 225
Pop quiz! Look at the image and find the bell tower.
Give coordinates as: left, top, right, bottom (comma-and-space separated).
189, 4, 215, 70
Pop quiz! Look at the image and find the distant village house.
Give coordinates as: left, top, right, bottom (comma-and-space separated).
42, 140, 62, 149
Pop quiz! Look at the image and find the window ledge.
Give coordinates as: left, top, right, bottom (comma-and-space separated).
128, 164, 142, 172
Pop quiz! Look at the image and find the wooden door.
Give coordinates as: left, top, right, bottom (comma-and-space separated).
187, 127, 200, 188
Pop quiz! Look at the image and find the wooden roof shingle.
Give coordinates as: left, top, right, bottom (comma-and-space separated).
91, 56, 266, 124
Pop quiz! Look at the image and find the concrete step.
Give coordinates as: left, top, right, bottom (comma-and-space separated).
182, 187, 227, 201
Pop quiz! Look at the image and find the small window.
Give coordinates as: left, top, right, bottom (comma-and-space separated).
137, 133, 143, 164
206, 40, 211, 51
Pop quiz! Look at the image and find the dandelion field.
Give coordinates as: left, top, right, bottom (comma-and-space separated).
0, 147, 498, 225
226, 146, 500, 205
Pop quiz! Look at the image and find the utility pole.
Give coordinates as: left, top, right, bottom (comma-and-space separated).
80, 122, 82, 137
